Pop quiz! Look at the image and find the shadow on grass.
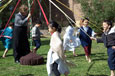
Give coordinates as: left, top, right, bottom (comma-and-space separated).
91, 53, 107, 61
7, 54, 13, 57
71, 53, 105, 57
0, 54, 13, 59
86, 74, 108, 76
20, 74, 34, 76
67, 53, 106, 58
66, 55, 78, 58
77, 53, 107, 61
92, 58, 107, 61
87, 62, 95, 72
41, 39, 50, 46
86, 62, 108, 76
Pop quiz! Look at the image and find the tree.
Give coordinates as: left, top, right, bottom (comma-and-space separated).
75, 0, 115, 33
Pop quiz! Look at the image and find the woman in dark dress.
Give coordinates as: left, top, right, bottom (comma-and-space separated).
13, 5, 31, 63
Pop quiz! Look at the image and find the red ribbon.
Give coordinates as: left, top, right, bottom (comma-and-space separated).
0, 0, 21, 38
37, 0, 49, 25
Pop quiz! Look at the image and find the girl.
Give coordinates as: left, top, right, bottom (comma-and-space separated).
78, 18, 96, 63
0, 22, 13, 58
63, 23, 79, 57
91, 20, 115, 76
47, 21, 69, 76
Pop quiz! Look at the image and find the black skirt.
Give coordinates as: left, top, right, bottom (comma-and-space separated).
13, 26, 30, 61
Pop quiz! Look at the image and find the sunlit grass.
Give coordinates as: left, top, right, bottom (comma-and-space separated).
0, 38, 110, 76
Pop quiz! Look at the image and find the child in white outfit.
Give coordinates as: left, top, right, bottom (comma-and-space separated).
47, 21, 69, 76
63, 23, 81, 56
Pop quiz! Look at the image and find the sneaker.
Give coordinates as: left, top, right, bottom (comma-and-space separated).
15, 60, 20, 63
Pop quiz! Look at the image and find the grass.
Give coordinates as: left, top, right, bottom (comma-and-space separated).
0, 37, 110, 76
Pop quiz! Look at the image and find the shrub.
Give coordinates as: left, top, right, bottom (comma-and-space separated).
75, 0, 115, 33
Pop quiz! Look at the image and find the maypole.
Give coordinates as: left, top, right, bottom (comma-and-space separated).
49, 0, 51, 21
37, 0, 49, 25
28, 0, 33, 50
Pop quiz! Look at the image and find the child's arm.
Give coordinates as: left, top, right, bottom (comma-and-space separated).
15, 13, 30, 26
91, 30, 96, 37
15, 15, 28, 25
90, 37, 103, 43
96, 38, 103, 43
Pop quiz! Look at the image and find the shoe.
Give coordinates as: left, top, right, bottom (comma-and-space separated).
2, 56, 5, 58
15, 60, 20, 63
73, 54, 78, 57
88, 59, 91, 63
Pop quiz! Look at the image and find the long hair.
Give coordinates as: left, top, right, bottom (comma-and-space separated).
49, 21, 62, 33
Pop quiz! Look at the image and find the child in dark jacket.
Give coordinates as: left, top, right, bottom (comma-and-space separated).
91, 20, 115, 76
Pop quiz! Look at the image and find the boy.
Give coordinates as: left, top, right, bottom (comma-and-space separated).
32, 19, 42, 53
78, 18, 96, 63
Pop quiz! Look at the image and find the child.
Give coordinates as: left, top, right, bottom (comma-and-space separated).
0, 22, 13, 58
31, 19, 42, 53
91, 20, 115, 76
63, 23, 79, 57
47, 21, 69, 76
75, 19, 84, 28
78, 18, 96, 63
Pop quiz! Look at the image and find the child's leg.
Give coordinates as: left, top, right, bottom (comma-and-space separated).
84, 46, 91, 63
33, 40, 41, 53
88, 46, 91, 63
73, 50, 78, 57
84, 46, 89, 60
52, 62, 60, 76
110, 70, 114, 76
2, 48, 8, 58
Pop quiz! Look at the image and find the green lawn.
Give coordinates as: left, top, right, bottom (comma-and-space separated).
0, 37, 110, 76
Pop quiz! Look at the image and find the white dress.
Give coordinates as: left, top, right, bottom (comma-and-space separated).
47, 32, 69, 76
63, 26, 81, 51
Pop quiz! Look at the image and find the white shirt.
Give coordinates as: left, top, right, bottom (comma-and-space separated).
64, 26, 74, 40
78, 26, 96, 37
